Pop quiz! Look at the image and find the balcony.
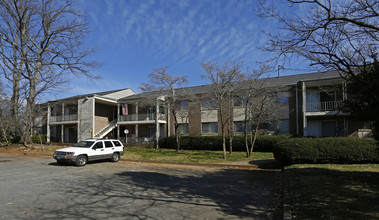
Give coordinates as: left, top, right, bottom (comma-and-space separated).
50, 114, 78, 123
305, 101, 348, 116
119, 113, 165, 122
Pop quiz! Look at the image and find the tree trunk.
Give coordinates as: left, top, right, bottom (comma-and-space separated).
176, 134, 180, 152
222, 132, 226, 159
249, 122, 260, 158
0, 119, 9, 144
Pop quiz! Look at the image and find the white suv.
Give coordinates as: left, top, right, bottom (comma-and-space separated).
53, 139, 125, 166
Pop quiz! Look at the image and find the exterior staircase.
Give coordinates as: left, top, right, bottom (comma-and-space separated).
94, 120, 117, 138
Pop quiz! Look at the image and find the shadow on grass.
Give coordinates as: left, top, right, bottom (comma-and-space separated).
249, 159, 282, 169
286, 167, 379, 219
31, 168, 281, 219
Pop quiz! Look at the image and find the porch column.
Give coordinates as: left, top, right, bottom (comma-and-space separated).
117, 103, 120, 140
302, 81, 307, 136
62, 103, 65, 121
342, 82, 347, 101
61, 124, 64, 143
167, 103, 170, 136
135, 102, 138, 121
155, 100, 160, 149
47, 103, 50, 143
135, 102, 139, 142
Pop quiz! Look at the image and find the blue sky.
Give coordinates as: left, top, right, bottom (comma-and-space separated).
59, 0, 312, 99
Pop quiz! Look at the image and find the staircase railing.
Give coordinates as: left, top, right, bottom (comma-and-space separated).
94, 120, 117, 138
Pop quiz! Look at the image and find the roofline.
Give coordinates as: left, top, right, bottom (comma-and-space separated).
42, 88, 133, 104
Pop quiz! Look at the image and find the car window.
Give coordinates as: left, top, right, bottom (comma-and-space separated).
93, 141, 103, 149
112, 141, 122, 146
104, 141, 113, 148
74, 141, 94, 148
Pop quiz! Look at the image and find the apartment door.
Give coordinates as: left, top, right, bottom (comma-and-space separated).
306, 92, 320, 112
147, 107, 155, 120
321, 121, 336, 137
307, 120, 321, 137
64, 127, 70, 142
113, 108, 117, 120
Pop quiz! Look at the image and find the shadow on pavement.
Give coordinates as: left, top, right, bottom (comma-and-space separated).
31, 168, 281, 219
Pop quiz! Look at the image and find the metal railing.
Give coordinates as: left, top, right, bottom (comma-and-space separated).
94, 120, 117, 138
50, 114, 78, 122
119, 113, 165, 122
120, 137, 155, 144
306, 101, 344, 112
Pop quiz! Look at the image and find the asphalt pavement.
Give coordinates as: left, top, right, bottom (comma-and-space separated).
0, 153, 280, 219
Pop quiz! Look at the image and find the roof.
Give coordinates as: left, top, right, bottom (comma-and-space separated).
47, 88, 135, 103
119, 70, 343, 102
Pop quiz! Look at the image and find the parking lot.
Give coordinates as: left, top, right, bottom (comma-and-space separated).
0, 153, 280, 219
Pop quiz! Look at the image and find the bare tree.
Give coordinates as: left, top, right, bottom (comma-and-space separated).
202, 61, 244, 159
258, 0, 379, 139
235, 65, 271, 157
247, 87, 281, 158
140, 66, 189, 151
0, 0, 99, 144
258, 0, 378, 78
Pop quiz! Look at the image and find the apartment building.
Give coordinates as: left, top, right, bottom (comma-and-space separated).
35, 88, 135, 143
36, 70, 372, 143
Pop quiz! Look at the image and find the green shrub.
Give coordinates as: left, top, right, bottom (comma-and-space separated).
273, 138, 379, 165
31, 135, 47, 144
11, 136, 21, 144
159, 135, 290, 152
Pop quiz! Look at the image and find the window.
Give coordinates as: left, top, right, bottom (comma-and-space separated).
104, 141, 113, 148
92, 142, 103, 149
177, 123, 189, 134
175, 100, 188, 110
234, 121, 250, 133
233, 96, 243, 107
112, 141, 122, 146
201, 98, 217, 109
278, 97, 289, 103
278, 120, 289, 133
278, 92, 289, 103
202, 122, 218, 134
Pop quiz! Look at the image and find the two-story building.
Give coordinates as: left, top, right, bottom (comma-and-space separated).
36, 70, 372, 143
35, 88, 135, 143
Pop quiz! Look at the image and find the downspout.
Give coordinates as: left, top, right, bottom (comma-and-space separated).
155, 99, 159, 149
295, 84, 299, 136
302, 81, 307, 136
47, 103, 50, 143
117, 103, 120, 140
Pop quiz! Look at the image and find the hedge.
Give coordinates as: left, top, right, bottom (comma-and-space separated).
273, 138, 379, 165
158, 135, 290, 152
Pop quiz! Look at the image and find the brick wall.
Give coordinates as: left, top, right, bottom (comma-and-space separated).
78, 97, 94, 141
188, 102, 201, 136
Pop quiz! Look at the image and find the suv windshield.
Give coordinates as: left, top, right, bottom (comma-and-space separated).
74, 141, 94, 148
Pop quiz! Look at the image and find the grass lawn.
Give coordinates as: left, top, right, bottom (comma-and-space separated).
0, 144, 274, 163
123, 146, 274, 163
286, 164, 379, 219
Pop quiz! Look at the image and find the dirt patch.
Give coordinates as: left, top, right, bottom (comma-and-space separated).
0, 144, 61, 157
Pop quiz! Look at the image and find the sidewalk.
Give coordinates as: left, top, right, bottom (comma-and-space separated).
122, 158, 281, 170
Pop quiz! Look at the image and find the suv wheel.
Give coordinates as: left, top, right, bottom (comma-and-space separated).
75, 155, 87, 166
111, 153, 119, 162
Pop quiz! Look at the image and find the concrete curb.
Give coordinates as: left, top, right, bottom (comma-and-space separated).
121, 159, 263, 170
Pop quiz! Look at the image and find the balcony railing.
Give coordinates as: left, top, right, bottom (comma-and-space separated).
119, 113, 165, 122
50, 114, 78, 122
306, 101, 344, 112
120, 137, 155, 144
